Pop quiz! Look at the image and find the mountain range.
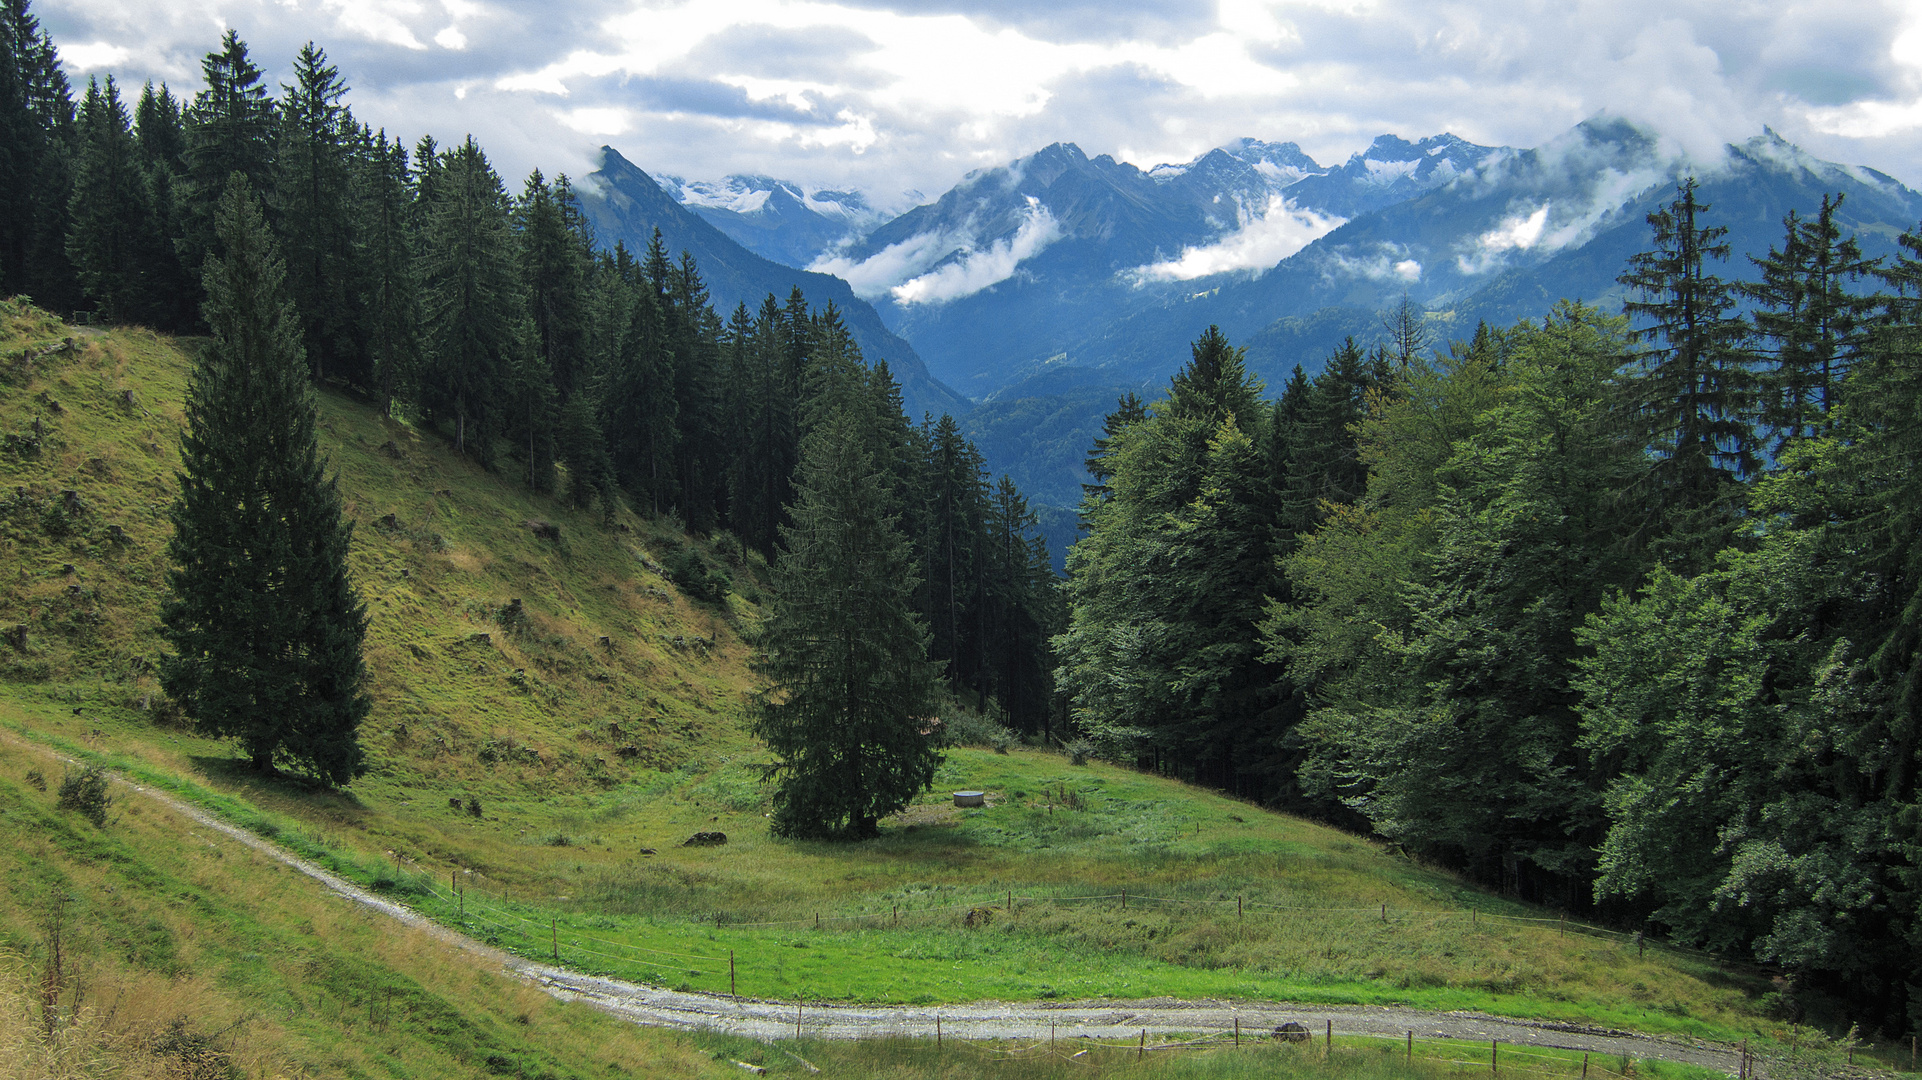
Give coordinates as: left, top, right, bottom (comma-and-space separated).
576, 149, 967, 422
613, 119, 1922, 564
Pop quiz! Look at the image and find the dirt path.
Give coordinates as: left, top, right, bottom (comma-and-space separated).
14, 737, 1766, 1076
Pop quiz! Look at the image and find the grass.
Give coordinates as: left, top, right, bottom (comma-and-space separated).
0, 305, 1903, 1076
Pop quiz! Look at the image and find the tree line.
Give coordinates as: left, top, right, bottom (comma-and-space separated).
2, 7, 1060, 754
1061, 181, 1921, 1030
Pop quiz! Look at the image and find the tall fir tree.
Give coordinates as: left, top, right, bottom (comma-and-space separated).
275, 42, 362, 385
1742, 193, 1880, 450
181, 30, 276, 289
1616, 178, 1757, 568
132, 81, 195, 330
752, 397, 943, 839
416, 136, 520, 461
67, 75, 167, 323
158, 175, 370, 785
1, 0, 79, 310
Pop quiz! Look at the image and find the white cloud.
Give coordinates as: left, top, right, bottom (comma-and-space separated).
1324, 246, 1422, 283
1132, 195, 1345, 281
28, 0, 1922, 220
890, 201, 1061, 304
59, 41, 129, 70
321, 0, 428, 50
815, 197, 1062, 305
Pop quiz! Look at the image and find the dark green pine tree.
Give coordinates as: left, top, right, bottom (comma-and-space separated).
132, 81, 196, 331
1, 0, 80, 310
180, 30, 277, 287
1616, 178, 1758, 567
603, 246, 677, 511
67, 75, 167, 324
1742, 193, 1880, 450
752, 396, 943, 840
1081, 392, 1144, 505
668, 250, 725, 531
158, 175, 370, 786
355, 129, 419, 416
275, 42, 362, 385
416, 136, 520, 461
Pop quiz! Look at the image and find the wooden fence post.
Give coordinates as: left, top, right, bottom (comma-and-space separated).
551, 918, 558, 962
1235, 1017, 1240, 1046
1583, 1052, 1589, 1079
1492, 1039, 1499, 1074
1327, 1020, 1333, 1056
729, 951, 736, 998
1139, 1029, 1146, 1061
1408, 1030, 1413, 1063
936, 1016, 941, 1047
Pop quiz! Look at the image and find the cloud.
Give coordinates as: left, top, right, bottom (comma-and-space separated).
816, 196, 1060, 303
1323, 245, 1422, 284
28, 0, 1922, 225
1132, 195, 1345, 282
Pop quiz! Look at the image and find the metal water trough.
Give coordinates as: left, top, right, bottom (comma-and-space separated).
952, 790, 986, 808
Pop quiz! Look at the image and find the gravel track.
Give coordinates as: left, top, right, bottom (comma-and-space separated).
15, 736, 1763, 1076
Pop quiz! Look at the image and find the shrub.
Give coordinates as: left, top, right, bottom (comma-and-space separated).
938, 704, 1014, 750
56, 765, 111, 826
1064, 738, 1095, 766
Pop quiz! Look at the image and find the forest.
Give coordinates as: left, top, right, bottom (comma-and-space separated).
5, 0, 1920, 1034
0, 6, 1063, 735
1061, 184, 1922, 1027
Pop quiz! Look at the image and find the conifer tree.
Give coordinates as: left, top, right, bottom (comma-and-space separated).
1616, 178, 1757, 565
416, 136, 519, 461
356, 129, 418, 415
752, 396, 942, 839
275, 42, 360, 384
159, 175, 369, 785
67, 75, 165, 323
132, 81, 195, 330
181, 31, 276, 282
1, 0, 79, 309
1742, 193, 1879, 449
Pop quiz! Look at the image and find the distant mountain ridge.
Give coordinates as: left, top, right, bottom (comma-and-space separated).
631, 124, 1922, 568
577, 148, 968, 421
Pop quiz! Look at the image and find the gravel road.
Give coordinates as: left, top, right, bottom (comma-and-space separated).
20, 736, 1767, 1077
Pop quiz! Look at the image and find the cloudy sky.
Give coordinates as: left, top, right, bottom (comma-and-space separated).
36, 0, 1922, 208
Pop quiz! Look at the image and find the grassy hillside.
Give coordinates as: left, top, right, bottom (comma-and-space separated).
0, 303, 1892, 1075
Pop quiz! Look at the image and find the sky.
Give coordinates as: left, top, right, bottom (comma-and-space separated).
35, 0, 1922, 210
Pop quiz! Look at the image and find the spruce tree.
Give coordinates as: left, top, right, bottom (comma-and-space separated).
181, 31, 276, 285
1742, 193, 1879, 449
67, 75, 165, 323
159, 175, 370, 785
416, 136, 520, 461
752, 396, 942, 839
275, 42, 360, 385
1, 0, 79, 309
1616, 178, 1757, 565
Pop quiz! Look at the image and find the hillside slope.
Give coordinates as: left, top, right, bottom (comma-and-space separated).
0, 298, 766, 863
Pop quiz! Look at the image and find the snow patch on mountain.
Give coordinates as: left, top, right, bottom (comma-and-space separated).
1130, 196, 1345, 282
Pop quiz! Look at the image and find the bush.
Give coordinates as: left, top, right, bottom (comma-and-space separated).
1064, 738, 1095, 766
56, 765, 111, 826
939, 704, 1014, 750
665, 545, 731, 604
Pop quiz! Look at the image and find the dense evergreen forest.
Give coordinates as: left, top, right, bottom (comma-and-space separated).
0, 4, 1062, 731
1062, 182, 1922, 1028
